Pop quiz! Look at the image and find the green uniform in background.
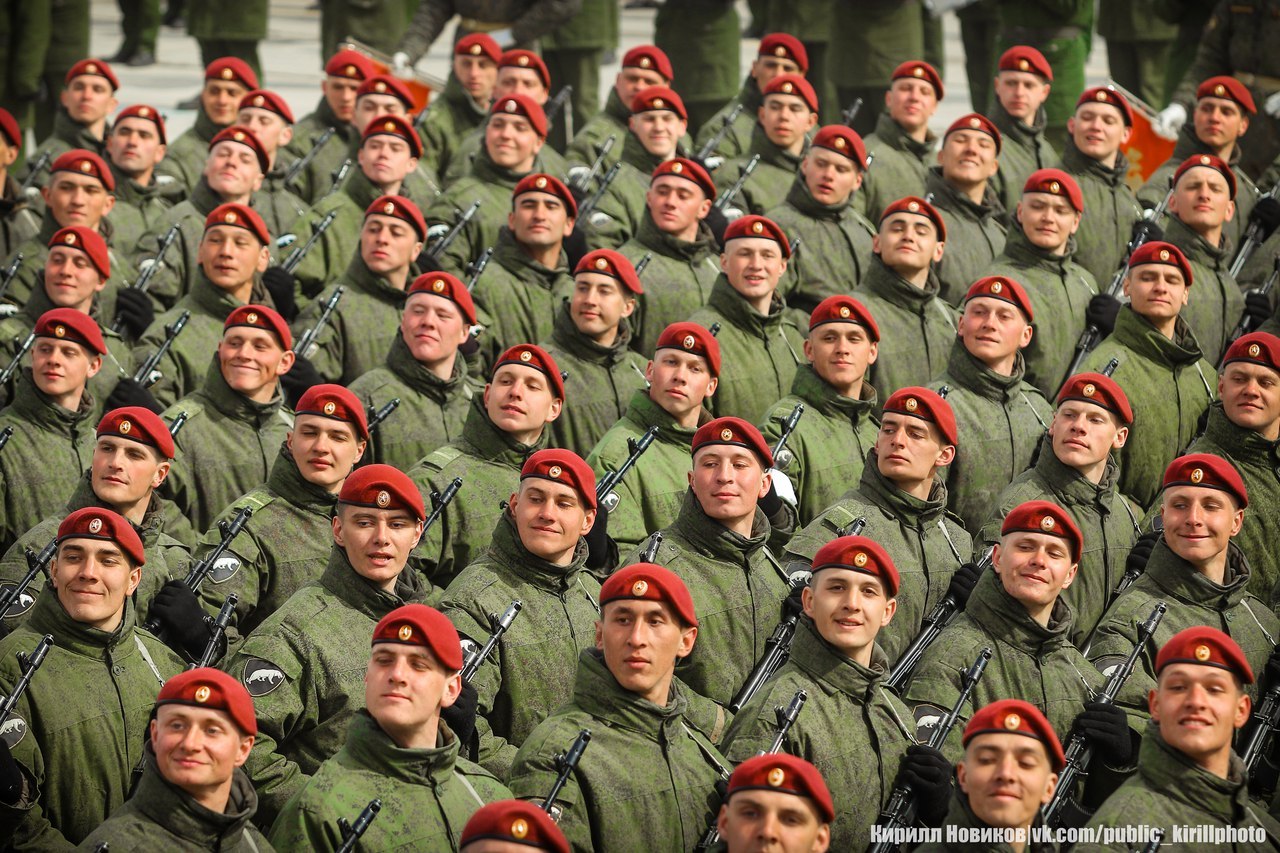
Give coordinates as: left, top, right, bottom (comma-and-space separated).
566, 88, 632, 172
584, 136, 677, 250
958, 0, 1001, 113
320, 0, 416, 59
30, 0, 89, 144
1099, 0, 1177, 109
469, 227, 574, 365
426, 147, 533, 277
617, 214, 722, 356
136, 178, 237, 313
925, 168, 1007, 306
764, 1, 837, 122
990, 102, 1059, 220
155, 110, 226, 197
857, 112, 936, 223
995, 0, 1094, 149
653, 0, 740, 135
1155, 0, 1216, 107
1162, 213, 1242, 364
856, 257, 958, 403
827, 0, 924, 139
543, 0, 617, 153
713, 129, 805, 218
0, 1, 51, 147
1057, 139, 1144, 286
186, 0, 266, 82
398, 0, 584, 62
417, 78, 491, 184
694, 77, 763, 165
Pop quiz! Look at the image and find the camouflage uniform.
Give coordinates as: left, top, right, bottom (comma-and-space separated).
251, 169, 308, 244
440, 125, 568, 189
582, 135, 677, 250
693, 77, 763, 163
156, 110, 225, 196
20, 110, 107, 193
135, 178, 238, 313
1057, 139, 1144, 286
565, 88, 631, 172
3, 212, 133, 317
990, 102, 1059, 219
396, 0, 584, 61
469, 227, 574, 367
616, 213, 721, 356
712, 128, 805, 218
1162, 213, 1243, 364
280, 100, 356, 207
0, 176, 40, 261
925, 167, 1007, 306
425, 147, 535, 278
417, 78, 491, 184
857, 112, 937, 223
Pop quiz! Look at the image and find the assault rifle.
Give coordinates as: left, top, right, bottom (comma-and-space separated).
460, 600, 523, 682
595, 426, 658, 511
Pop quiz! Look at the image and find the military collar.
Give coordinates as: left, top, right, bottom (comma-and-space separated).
342, 163, 403, 212
387, 332, 470, 400
1060, 137, 1129, 186
195, 352, 287, 426
789, 615, 891, 703
619, 131, 673, 174
940, 788, 1057, 853
670, 488, 770, 563
491, 225, 569, 282
623, 388, 710, 445
129, 747, 260, 844
1032, 441, 1122, 509
440, 75, 491, 120
964, 569, 1075, 652
745, 123, 806, 171
1142, 537, 1254, 608
0, 174, 22, 208
570, 648, 689, 737
942, 338, 1028, 403
705, 274, 789, 335
66, 470, 168, 547
189, 176, 231, 217
486, 510, 590, 591
549, 298, 635, 365
1000, 224, 1079, 271
52, 107, 107, 153
340, 251, 413, 305
1170, 121, 1243, 172
340, 709, 464, 786
1110, 306, 1206, 367
455, 395, 549, 469
473, 144, 532, 187
859, 255, 944, 310
26, 580, 141, 658
740, 77, 765, 113
107, 161, 164, 207
19, 282, 115, 335
6, 368, 95, 436
267, 443, 341, 516
1164, 211, 1232, 269
192, 107, 226, 144
1135, 721, 1261, 826
634, 208, 718, 262
856, 449, 950, 528
925, 166, 1001, 222
991, 99, 1048, 146
789, 363, 877, 421
1201, 402, 1280, 466
603, 87, 632, 126
871, 110, 936, 160
311, 95, 358, 144
318, 546, 428, 622
783, 174, 852, 220
187, 268, 271, 319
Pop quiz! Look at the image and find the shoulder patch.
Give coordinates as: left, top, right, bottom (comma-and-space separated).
424, 444, 465, 472
912, 702, 950, 740
242, 657, 287, 696
0, 582, 35, 619
207, 552, 242, 584
1092, 655, 1128, 680
0, 714, 26, 748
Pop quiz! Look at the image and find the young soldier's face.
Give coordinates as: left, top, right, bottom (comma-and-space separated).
401, 293, 469, 366
1193, 97, 1249, 151
646, 349, 717, 420
721, 238, 787, 303
957, 733, 1058, 832
61, 75, 118, 125
1016, 192, 1080, 253
92, 436, 170, 508
322, 75, 361, 122
1169, 167, 1235, 233
758, 95, 817, 151
616, 66, 666, 103
32, 338, 101, 398
365, 642, 461, 742
483, 364, 563, 437
288, 414, 366, 491
872, 213, 943, 276
688, 446, 771, 529
508, 478, 595, 566
802, 568, 896, 659
874, 413, 954, 485
957, 296, 1032, 365
750, 54, 801, 89
43, 173, 115, 228
1218, 362, 1280, 440
596, 599, 696, 705
804, 322, 877, 395
993, 531, 1077, 612
358, 135, 418, 189
646, 176, 711, 237
354, 95, 407, 132
571, 272, 635, 340
1150, 663, 1250, 771
202, 79, 250, 126
993, 70, 1050, 122
717, 790, 831, 853
216, 326, 295, 400
938, 129, 999, 190
629, 109, 686, 159
107, 117, 166, 178
1067, 104, 1130, 161
1159, 485, 1244, 566
1122, 264, 1188, 324
361, 214, 423, 277
333, 505, 424, 590
204, 142, 264, 199
199, 225, 270, 289
50, 539, 141, 630
507, 192, 573, 251
454, 54, 498, 101
485, 114, 543, 171
1048, 402, 1128, 470
44, 246, 106, 309
236, 107, 292, 156
150, 705, 253, 798
495, 68, 547, 103
884, 78, 938, 134
799, 148, 862, 206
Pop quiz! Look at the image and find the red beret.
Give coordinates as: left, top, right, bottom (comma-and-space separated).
462, 800, 570, 853
513, 172, 577, 218
371, 603, 463, 671
808, 295, 879, 340
758, 33, 809, 73
205, 202, 271, 246
1000, 500, 1083, 563
520, 448, 597, 511
763, 74, 818, 114
944, 112, 1002, 154
361, 114, 423, 158
601, 563, 698, 628
812, 535, 899, 596
157, 668, 257, 736
630, 85, 687, 121
209, 125, 269, 173
1197, 76, 1256, 114
883, 386, 958, 447
1174, 153, 1236, 200
1022, 168, 1083, 212
654, 321, 721, 377
723, 215, 791, 258
224, 304, 291, 351
97, 406, 176, 458
1077, 86, 1133, 126
963, 699, 1065, 771
892, 60, 943, 99
1162, 453, 1248, 508
115, 104, 167, 145
622, 45, 673, 82
339, 463, 427, 521
58, 507, 145, 566
366, 194, 427, 240
575, 249, 643, 294
408, 271, 478, 325
65, 58, 119, 91
205, 57, 258, 89
493, 343, 565, 400
239, 89, 295, 124
997, 46, 1053, 81
296, 384, 370, 440
49, 226, 110, 279
879, 196, 946, 241
491, 94, 548, 139
692, 416, 773, 467
1056, 372, 1133, 425
964, 276, 1033, 322
455, 34, 501, 65
811, 125, 868, 168
35, 307, 107, 355
1222, 332, 1280, 374
1128, 241, 1192, 287
499, 50, 551, 90
1156, 626, 1254, 684
50, 150, 115, 192
325, 48, 375, 81
356, 74, 415, 109
727, 754, 835, 823
0, 108, 19, 149
650, 157, 716, 200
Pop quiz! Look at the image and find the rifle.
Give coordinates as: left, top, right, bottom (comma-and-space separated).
294, 285, 345, 357
695, 103, 744, 162
712, 154, 759, 214
193, 593, 238, 669
541, 729, 591, 815
1103, 356, 1121, 377
0, 252, 22, 303
424, 477, 462, 534
770, 403, 804, 472
869, 648, 993, 852
168, 410, 189, 440
112, 224, 182, 333
634, 252, 653, 277
937, 385, 950, 398
1042, 602, 1166, 828
545, 85, 574, 136
335, 799, 381, 853
0, 331, 35, 386
1241, 678, 1280, 785
1223, 255, 1280, 362
323, 158, 353, 201
367, 398, 401, 435
19, 152, 53, 194
708, 322, 721, 337
460, 600, 523, 682
465, 246, 494, 291
0, 537, 55, 619
143, 507, 253, 633
596, 426, 658, 511
428, 200, 481, 259
571, 134, 617, 193
575, 162, 622, 223
0, 634, 54, 726
0, 425, 12, 455
132, 309, 191, 386
282, 210, 338, 274
1230, 182, 1280, 278
283, 126, 337, 187
639, 531, 663, 563
842, 98, 864, 127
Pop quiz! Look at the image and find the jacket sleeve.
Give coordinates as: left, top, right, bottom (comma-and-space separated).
508, 730, 593, 852
266, 784, 344, 851
511, 0, 585, 46
397, 0, 461, 65
0, 655, 71, 852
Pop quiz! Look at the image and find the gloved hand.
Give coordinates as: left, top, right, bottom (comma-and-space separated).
758, 479, 785, 518
1244, 289, 1273, 330
946, 561, 984, 611
766, 468, 797, 506
894, 744, 954, 827
113, 287, 155, 341
441, 678, 479, 752
391, 51, 413, 78
1085, 293, 1122, 337
564, 174, 591, 208
1264, 642, 1280, 688
1152, 103, 1187, 141
0, 738, 23, 806
149, 580, 212, 661
1248, 196, 1280, 240
105, 377, 164, 414
782, 580, 806, 617
1071, 701, 1134, 766
584, 503, 614, 571
1266, 91, 1280, 119
705, 205, 729, 250
1130, 217, 1164, 248
563, 226, 590, 271
279, 354, 325, 409
1125, 529, 1160, 581
261, 266, 298, 322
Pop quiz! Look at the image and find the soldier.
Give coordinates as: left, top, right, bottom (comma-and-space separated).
857, 196, 957, 402
980, 372, 1138, 648
723, 536, 954, 851
565, 45, 672, 173
993, 0, 1091, 149
105, 105, 180, 240
280, 49, 374, 206
227, 465, 437, 826
461, 800, 569, 853
394, 0, 582, 64
617, 157, 721, 355
348, 271, 481, 470
541, 0, 618, 153
689, 215, 805, 420
0, 108, 39, 260
653, 1, 740, 135
989, 46, 1058, 218
694, 33, 808, 164
78, 668, 273, 851
418, 34, 502, 183
927, 114, 1007, 306
159, 304, 296, 534
20, 59, 118, 191
716, 754, 834, 853
541, 249, 647, 454
411, 343, 564, 585
0, 508, 183, 849
236, 90, 307, 240
928, 276, 1051, 533
0, 309, 104, 553
268, 602, 508, 849
157, 58, 258, 194
186, 0, 266, 86
767, 124, 875, 315
1081, 241, 1215, 509
508, 563, 729, 851
826, 1, 923, 138
759, 295, 879, 525
440, 449, 602, 777
858, 61, 942, 223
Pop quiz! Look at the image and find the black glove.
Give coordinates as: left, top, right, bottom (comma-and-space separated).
441, 678, 478, 754
1125, 530, 1160, 581
946, 561, 984, 611
782, 580, 806, 617
1248, 195, 1280, 240
1130, 217, 1163, 247
105, 377, 164, 414
563, 226, 590, 271
416, 248, 444, 273
1085, 293, 1122, 337
113, 287, 155, 340
261, 266, 298, 322
566, 180, 590, 209
0, 738, 23, 806
704, 206, 729, 250
584, 502, 613, 571
279, 354, 325, 409
894, 744, 954, 827
148, 580, 212, 660
1264, 643, 1280, 688
1244, 288, 1273, 330
1071, 701, 1134, 766
758, 480, 785, 518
